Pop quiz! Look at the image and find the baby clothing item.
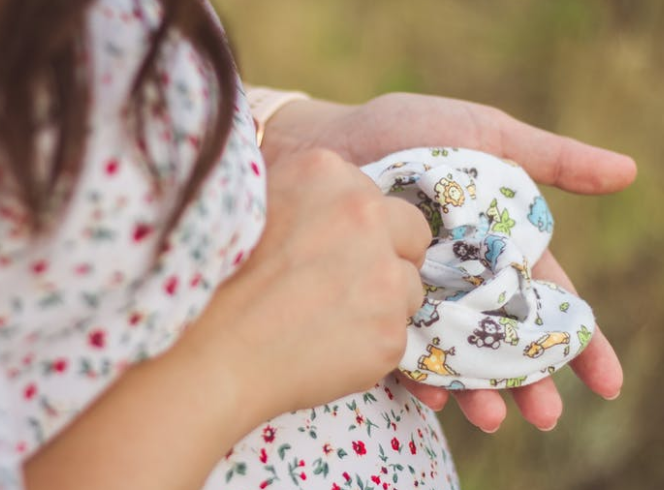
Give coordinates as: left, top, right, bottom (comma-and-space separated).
361, 147, 595, 390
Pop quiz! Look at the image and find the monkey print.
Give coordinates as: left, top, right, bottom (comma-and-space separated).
468, 317, 506, 349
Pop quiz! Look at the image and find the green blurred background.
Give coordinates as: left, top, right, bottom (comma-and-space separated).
215, 1, 663, 489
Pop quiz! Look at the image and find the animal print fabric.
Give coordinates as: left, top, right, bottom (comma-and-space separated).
361, 148, 595, 390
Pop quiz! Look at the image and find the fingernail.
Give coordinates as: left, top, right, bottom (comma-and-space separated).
603, 390, 621, 401
479, 425, 500, 434
537, 421, 558, 432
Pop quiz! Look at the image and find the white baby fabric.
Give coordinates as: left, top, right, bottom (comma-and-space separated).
361, 147, 595, 389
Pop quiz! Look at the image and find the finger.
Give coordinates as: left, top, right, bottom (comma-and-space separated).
532, 250, 623, 399
401, 260, 425, 317
569, 328, 622, 399
384, 197, 432, 268
510, 377, 563, 431
495, 111, 637, 195
453, 390, 507, 433
531, 249, 580, 295
286, 149, 382, 195
394, 371, 450, 411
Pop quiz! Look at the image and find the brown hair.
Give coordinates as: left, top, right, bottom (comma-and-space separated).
0, 0, 237, 239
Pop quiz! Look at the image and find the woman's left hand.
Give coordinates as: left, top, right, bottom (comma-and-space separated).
259, 91, 636, 432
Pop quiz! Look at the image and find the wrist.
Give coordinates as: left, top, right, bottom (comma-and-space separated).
260, 98, 351, 164
245, 86, 311, 146
164, 333, 251, 444
245, 84, 355, 165
168, 264, 291, 429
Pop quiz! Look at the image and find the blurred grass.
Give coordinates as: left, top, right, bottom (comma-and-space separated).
215, 1, 664, 489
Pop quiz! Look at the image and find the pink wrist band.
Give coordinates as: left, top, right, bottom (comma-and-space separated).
245, 85, 311, 148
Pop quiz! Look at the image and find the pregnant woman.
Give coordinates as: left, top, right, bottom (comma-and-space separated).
0, 1, 631, 489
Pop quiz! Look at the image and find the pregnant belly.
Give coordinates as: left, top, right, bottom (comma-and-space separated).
204, 373, 459, 490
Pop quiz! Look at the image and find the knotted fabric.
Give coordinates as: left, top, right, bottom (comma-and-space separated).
362, 148, 594, 389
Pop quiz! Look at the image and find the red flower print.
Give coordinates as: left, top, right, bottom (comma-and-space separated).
129, 312, 142, 326
31, 260, 48, 275
384, 387, 394, 400
259, 481, 270, 489
160, 129, 173, 143
409, 440, 417, 455
105, 159, 119, 175
371, 475, 381, 485
164, 276, 179, 296
188, 135, 201, 149
323, 443, 333, 455
355, 414, 364, 425
88, 329, 106, 349
232, 251, 244, 266
391, 437, 400, 451
352, 440, 367, 455
342, 472, 351, 482
332, 484, 341, 490
15, 441, 27, 454
299, 472, 307, 481
262, 425, 276, 443
111, 271, 124, 285
250, 161, 261, 176
381, 467, 388, 474
298, 459, 305, 467
116, 360, 130, 373
259, 448, 268, 463
382, 483, 389, 490
190, 273, 202, 287
75, 263, 92, 275
97, 4, 113, 17
132, 223, 153, 242
52, 359, 68, 373
24, 383, 37, 400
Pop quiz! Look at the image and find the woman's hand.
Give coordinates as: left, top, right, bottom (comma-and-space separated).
259, 91, 636, 431
25, 148, 431, 490
198, 148, 432, 414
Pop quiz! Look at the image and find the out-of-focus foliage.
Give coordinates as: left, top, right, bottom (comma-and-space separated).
215, 1, 664, 489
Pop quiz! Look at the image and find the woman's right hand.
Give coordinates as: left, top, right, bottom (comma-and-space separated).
193, 149, 431, 416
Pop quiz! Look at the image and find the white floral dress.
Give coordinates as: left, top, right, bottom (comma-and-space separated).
0, 1, 459, 489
